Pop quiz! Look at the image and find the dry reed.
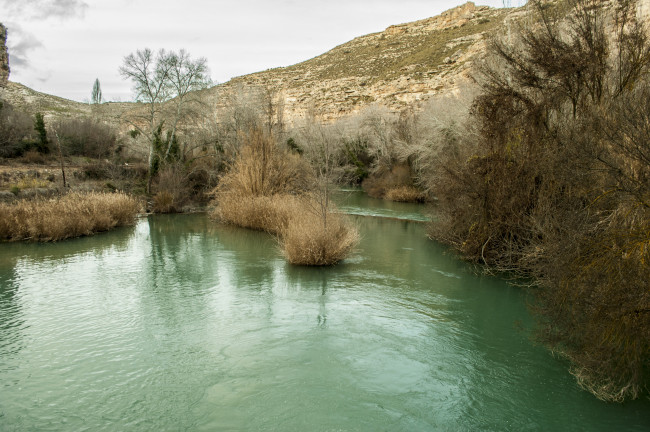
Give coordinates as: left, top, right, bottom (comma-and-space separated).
384, 185, 424, 203
281, 209, 359, 266
213, 192, 359, 266
0, 192, 142, 242
211, 192, 300, 234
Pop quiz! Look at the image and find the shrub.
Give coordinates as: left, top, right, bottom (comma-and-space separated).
281, 209, 358, 266
0, 102, 34, 158
427, 0, 650, 400
54, 117, 118, 158
212, 192, 297, 234
152, 162, 191, 213
78, 161, 112, 180
152, 191, 176, 213
215, 129, 311, 197
362, 162, 413, 198
33, 113, 49, 154
0, 192, 142, 242
20, 150, 46, 164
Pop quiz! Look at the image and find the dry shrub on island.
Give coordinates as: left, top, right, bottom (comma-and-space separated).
281, 207, 359, 266
213, 193, 298, 234
212, 129, 359, 265
0, 192, 142, 242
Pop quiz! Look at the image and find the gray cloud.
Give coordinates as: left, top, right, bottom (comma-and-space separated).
0, 0, 88, 20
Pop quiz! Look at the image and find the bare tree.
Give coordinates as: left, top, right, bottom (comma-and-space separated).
120, 48, 172, 191
296, 115, 343, 229
119, 48, 211, 192
165, 49, 211, 159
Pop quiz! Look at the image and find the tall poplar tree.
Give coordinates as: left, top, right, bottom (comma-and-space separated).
91, 78, 102, 104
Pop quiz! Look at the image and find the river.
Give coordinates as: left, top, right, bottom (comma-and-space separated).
0, 190, 648, 431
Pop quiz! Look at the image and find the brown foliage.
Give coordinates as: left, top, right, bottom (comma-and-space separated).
211, 193, 297, 234
0, 192, 142, 242
282, 209, 359, 266
362, 162, 414, 199
427, 0, 650, 400
152, 163, 190, 213
215, 129, 311, 197
0, 101, 34, 158
384, 185, 424, 203
54, 117, 118, 158
20, 150, 47, 164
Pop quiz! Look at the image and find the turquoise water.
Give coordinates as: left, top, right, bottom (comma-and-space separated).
0, 197, 648, 431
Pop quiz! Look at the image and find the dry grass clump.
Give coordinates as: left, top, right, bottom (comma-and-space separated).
0, 192, 142, 242
213, 191, 359, 266
20, 150, 47, 164
211, 192, 300, 234
215, 129, 311, 198
384, 185, 424, 203
281, 209, 359, 266
152, 191, 176, 213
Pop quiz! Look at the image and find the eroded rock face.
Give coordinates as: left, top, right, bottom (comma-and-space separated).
0, 23, 9, 88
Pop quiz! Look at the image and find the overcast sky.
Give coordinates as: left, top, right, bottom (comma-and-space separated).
1, 0, 520, 102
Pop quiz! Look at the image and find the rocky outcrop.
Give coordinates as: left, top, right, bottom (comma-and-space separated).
0, 23, 9, 88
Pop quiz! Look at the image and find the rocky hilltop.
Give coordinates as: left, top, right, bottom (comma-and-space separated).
210, 1, 512, 122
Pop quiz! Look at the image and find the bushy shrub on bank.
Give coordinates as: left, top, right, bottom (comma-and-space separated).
0, 192, 142, 241
427, 0, 650, 401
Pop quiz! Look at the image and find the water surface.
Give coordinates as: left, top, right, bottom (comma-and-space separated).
0, 204, 649, 431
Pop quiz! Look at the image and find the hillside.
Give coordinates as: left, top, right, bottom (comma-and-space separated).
0, 2, 522, 126
209, 1, 515, 122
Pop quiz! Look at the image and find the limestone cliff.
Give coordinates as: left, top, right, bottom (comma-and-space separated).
0, 23, 9, 88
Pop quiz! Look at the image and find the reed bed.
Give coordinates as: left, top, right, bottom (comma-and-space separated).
0, 192, 142, 242
212, 191, 359, 266
384, 185, 424, 203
